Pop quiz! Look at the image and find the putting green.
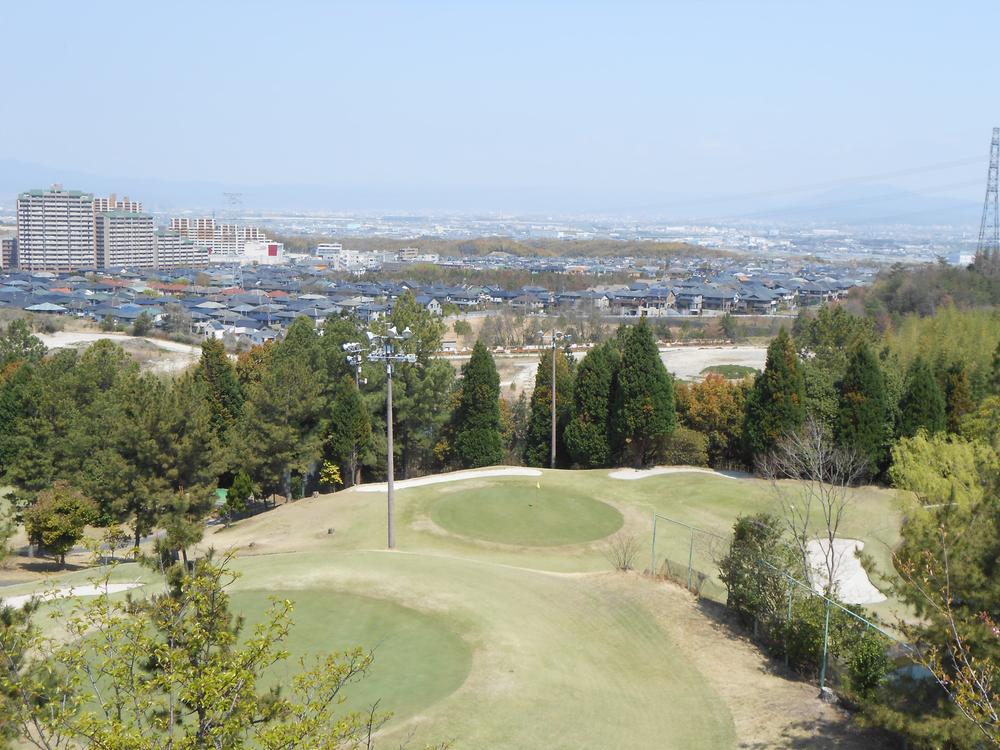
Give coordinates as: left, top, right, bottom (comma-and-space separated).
429, 482, 623, 546
231, 589, 472, 722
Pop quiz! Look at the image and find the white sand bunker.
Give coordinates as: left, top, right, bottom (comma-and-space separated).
356, 467, 543, 493
806, 539, 885, 605
1, 582, 144, 609
608, 466, 738, 481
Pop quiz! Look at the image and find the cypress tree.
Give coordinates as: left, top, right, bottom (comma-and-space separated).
609, 320, 676, 468
898, 357, 947, 437
565, 341, 620, 468
942, 361, 974, 434
523, 347, 574, 468
835, 343, 889, 476
991, 341, 1000, 395
193, 339, 244, 435
452, 340, 503, 468
326, 375, 372, 485
743, 328, 805, 459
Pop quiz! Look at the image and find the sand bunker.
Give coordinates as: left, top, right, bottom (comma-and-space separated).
1, 582, 144, 609
356, 467, 543, 493
608, 467, 739, 481
806, 538, 885, 605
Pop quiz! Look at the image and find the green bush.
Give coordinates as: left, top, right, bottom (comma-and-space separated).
661, 426, 709, 466
846, 633, 891, 700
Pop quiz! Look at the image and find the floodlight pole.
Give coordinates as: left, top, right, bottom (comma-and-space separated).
367, 326, 415, 550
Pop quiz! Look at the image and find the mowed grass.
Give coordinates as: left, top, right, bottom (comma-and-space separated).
232, 589, 473, 721
700, 364, 759, 378
10, 468, 906, 749
430, 483, 623, 545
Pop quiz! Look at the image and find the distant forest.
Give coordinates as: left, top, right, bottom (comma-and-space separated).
270, 234, 739, 260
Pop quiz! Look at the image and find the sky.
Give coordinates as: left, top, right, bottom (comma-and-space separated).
3, 1, 1000, 216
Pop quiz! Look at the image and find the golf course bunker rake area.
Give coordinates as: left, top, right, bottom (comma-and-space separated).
429, 478, 624, 546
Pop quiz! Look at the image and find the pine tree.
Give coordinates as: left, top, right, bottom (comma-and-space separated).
743, 328, 805, 460
899, 357, 947, 437
898, 357, 946, 437
565, 341, 620, 467
835, 343, 889, 476
239, 355, 325, 500
523, 347, 574, 468
451, 340, 503, 468
609, 320, 676, 468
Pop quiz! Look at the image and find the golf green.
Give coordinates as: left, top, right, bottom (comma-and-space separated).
230, 589, 472, 722
429, 483, 623, 546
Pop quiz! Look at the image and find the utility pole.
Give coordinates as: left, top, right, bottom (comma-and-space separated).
362, 326, 415, 549
977, 127, 1000, 268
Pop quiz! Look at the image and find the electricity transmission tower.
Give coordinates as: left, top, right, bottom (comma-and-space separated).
976, 127, 999, 268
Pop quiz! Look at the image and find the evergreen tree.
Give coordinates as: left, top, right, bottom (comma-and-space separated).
743, 328, 805, 460
240, 355, 325, 500
523, 347, 575, 468
942, 361, 974, 434
898, 357, 946, 437
835, 343, 889, 476
325, 376, 372, 486
565, 341, 620, 467
609, 320, 676, 468
451, 340, 503, 468
193, 338, 244, 437
991, 340, 1000, 394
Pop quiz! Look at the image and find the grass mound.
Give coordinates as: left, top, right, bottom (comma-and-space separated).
430, 481, 623, 546
700, 364, 758, 378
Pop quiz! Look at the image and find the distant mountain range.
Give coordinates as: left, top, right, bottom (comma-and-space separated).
0, 159, 982, 227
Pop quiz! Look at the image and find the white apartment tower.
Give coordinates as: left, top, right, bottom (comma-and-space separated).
169, 217, 266, 255
16, 185, 96, 271
95, 211, 156, 268
93, 193, 143, 214
154, 229, 209, 268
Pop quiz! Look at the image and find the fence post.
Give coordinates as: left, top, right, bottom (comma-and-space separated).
819, 599, 831, 689
686, 528, 695, 591
650, 513, 657, 576
785, 582, 794, 669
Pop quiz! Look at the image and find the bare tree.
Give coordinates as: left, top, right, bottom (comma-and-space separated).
605, 532, 641, 571
757, 417, 867, 596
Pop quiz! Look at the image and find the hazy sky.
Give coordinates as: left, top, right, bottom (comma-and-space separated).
3, 1, 999, 212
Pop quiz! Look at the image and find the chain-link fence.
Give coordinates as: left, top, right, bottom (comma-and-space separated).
648, 513, 910, 690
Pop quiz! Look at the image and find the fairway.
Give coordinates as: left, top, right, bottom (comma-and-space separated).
430, 481, 623, 545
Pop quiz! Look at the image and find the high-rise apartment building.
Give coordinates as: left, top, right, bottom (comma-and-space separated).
169, 217, 267, 255
0, 236, 17, 270
93, 194, 143, 214
96, 211, 156, 268
16, 185, 96, 271
154, 229, 209, 268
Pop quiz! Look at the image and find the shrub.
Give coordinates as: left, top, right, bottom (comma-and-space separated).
661, 427, 709, 466
846, 632, 891, 700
